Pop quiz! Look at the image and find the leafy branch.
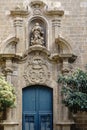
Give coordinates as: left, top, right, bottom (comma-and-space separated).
0, 76, 16, 111
58, 69, 87, 113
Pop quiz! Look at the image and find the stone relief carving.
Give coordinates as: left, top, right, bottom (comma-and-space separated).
30, 23, 44, 46
24, 55, 50, 84
30, 0, 45, 15
33, 8, 42, 15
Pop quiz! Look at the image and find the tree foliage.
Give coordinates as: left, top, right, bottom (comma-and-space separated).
58, 69, 87, 113
0, 76, 16, 111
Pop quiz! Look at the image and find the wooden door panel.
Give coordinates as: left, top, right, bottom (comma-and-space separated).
22, 85, 53, 130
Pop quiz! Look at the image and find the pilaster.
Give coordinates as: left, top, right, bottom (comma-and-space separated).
52, 18, 61, 39
5, 59, 13, 83
0, 56, 19, 130
45, 5, 64, 53
10, 6, 29, 55
14, 17, 24, 55
61, 54, 70, 121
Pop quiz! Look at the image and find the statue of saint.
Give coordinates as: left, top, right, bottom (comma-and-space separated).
30, 23, 44, 45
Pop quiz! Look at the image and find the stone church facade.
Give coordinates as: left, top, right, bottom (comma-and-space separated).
0, 0, 87, 130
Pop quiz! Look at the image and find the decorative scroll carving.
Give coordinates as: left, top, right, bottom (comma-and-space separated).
30, 1, 45, 15
30, 23, 44, 46
24, 55, 50, 84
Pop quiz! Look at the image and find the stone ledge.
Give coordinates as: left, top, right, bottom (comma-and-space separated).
56, 121, 75, 125
50, 53, 77, 63
76, 123, 87, 125
0, 121, 19, 125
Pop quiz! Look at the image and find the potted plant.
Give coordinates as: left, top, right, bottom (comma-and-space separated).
0, 75, 16, 120
58, 69, 87, 129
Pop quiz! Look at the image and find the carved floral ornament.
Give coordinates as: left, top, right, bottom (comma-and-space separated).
24, 55, 50, 85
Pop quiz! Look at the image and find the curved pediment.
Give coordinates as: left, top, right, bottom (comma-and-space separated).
0, 36, 19, 53
55, 36, 73, 54
51, 36, 77, 63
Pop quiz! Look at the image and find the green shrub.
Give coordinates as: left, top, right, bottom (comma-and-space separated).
58, 69, 87, 113
0, 76, 16, 111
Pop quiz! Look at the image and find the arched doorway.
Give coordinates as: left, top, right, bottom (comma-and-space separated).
22, 85, 53, 130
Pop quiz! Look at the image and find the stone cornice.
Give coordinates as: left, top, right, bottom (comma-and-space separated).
0, 54, 22, 61
51, 53, 77, 63
60, 53, 77, 63
0, 52, 77, 63
44, 8, 64, 16
59, 53, 73, 58
10, 7, 29, 17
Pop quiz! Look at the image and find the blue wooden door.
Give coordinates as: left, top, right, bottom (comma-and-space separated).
22, 85, 53, 130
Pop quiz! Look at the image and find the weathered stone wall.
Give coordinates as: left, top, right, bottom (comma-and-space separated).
61, 0, 87, 70
0, 0, 87, 130
0, 0, 87, 68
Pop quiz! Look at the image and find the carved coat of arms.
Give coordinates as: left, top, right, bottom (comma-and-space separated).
24, 55, 50, 84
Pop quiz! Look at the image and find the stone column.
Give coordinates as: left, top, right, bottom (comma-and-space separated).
62, 57, 70, 121
56, 56, 73, 130
58, 57, 69, 121
3, 59, 12, 130
4, 59, 19, 130
4, 59, 13, 121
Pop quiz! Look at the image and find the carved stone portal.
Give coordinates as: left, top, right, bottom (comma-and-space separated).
24, 55, 50, 85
